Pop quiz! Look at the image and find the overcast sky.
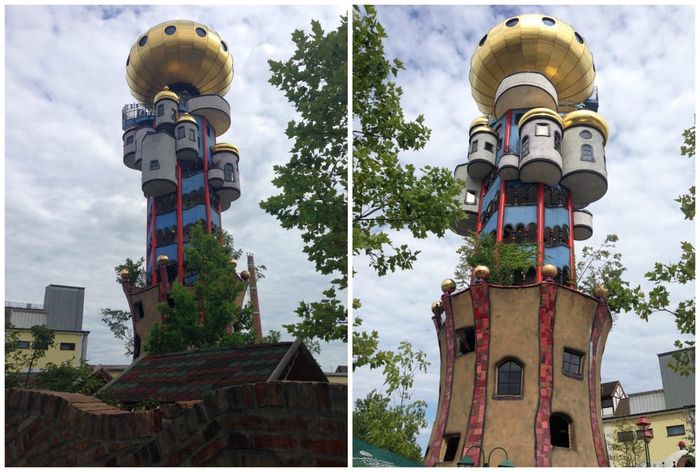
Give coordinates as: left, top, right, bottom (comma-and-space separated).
4, 5, 347, 372
353, 5, 695, 451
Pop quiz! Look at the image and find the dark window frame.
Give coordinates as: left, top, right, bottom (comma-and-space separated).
442, 434, 460, 462
157, 104, 164, 117
581, 144, 595, 162
456, 327, 476, 355
495, 358, 523, 398
551, 413, 572, 448
149, 160, 160, 171
562, 348, 584, 379
667, 425, 686, 437
177, 127, 186, 139
16, 340, 30, 349
59, 342, 76, 351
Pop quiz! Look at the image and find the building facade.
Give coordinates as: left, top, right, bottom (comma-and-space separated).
425, 14, 612, 467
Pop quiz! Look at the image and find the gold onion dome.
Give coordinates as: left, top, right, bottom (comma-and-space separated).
213, 142, 240, 155
468, 116, 489, 133
470, 125, 498, 137
518, 107, 564, 129
126, 20, 234, 106
563, 109, 610, 144
177, 113, 198, 125
469, 14, 595, 114
154, 86, 179, 103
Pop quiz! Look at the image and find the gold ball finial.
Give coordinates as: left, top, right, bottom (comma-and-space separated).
593, 284, 608, 298
431, 301, 444, 315
240, 270, 250, 281
542, 264, 558, 279
119, 268, 130, 279
157, 254, 169, 264
441, 279, 457, 293
474, 265, 490, 279
230, 258, 238, 267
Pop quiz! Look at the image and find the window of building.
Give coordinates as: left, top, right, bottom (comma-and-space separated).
60, 343, 76, 351
134, 335, 141, 359
16, 341, 30, 349
125, 135, 134, 145
465, 190, 477, 205
550, 413, 571, 448
535, 123, 550, 137
135, 301, 145, 319
164, 25, 176, 35
484, 141, 494, 153
563, 349, 584, 377
456, 327, 476, 355
442, 435, 460, 462
579, 130, 592, 139
177, 127, 185, 139
496, 359, 523, 397
520, 136, 530, 158
149, 160, 160, 171
617, 430, 634, 442
542, 17, 556, 26
554, 130, 562, 152
667, 425, 686, 437
470, 140, 478, 153
189, 129, 196, 141
196, 27, 207, 37
505, 18, 519, 27
224, 163, 235, 182
138, 35, 148, 47
157, 104, 164, 117
581, 144, 595, 162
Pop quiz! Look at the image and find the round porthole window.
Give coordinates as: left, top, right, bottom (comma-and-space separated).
575, 31, 585, 44
506, 18, 519, 27
579, 130, 592, 139
196, 27, 207, 37
221, 41, 228, 52
542, 17, 556, 26
479, 34, 487, 46
138, 35, 148, 47
165, 25, 176, 35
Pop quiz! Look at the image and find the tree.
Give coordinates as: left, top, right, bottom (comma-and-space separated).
5, 324, 27, 388
353, 341, 429, 462
632, 127, 695, 374
609, 422, 645, 467
353, 5, 462, 277
100, 308, 134, 358
454, 232, 537, 287
261, 16, 348, 345
23, 325, 55, 388
35, 360, 107, 395
146, 223, 278, 355
115, 257, 148, 288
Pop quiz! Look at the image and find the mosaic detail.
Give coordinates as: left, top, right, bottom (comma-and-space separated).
534, 281, 557, 466
461, 281, 490, 464
588, 299, 610, 466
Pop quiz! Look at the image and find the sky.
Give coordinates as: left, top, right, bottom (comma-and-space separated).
4, 5, 348, 373
353, 5, 695, 452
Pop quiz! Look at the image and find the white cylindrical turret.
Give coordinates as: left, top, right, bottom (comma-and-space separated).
153, 87, 179, 132
141, 132, 177, 197
518, 108, 564, 186
133, 127, 156, 171
175, 114, 199, 162
467, 119, 498, 180
211, 143, 241, 211
494, 72, 558, 119
452, 163, 481, 235
573, 208, 593, 240
123, 127, 138, 169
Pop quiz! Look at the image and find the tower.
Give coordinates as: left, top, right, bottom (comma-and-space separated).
425, 15, 612, 467
119, 20, 250, 359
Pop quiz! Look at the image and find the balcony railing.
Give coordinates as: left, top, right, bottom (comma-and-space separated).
122, 103, 154, 130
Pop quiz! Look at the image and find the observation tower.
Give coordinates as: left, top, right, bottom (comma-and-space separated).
426, 15, 612, 467
119, 20, 258, 359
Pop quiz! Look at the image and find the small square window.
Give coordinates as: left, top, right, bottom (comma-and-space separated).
535, 123, 550, 137
484, 142, 494, 152
135, 301, 145, 319
60, 343, 76, 351
442, 435, 460, 462
456, 327, 475, 354
177, 127, 185, 139
125, 135, 134, 145
16, 341, 30, 349
189, 129, 196, 141
617, 431, 634, 442
470, 140, 478, 153
149, 160, 160, 170
563, 349, 583, 377
465, 190, 477, 205
667, 425, 686, 436
157, 104, 164, 117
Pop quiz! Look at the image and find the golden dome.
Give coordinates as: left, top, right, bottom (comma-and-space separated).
431, 301, 444, 315
240, 270, 251, 281
469, 125, 498, 138
474, 265, 490, 279
230, 258, 238, 267
119, 268, 130, 279
154, 86, 179, 103
563, 109, 610, 144
593, 284, 608, 298
470, 14, 595, 114
469, 116, 489, 133
212, 142, 240, 155
126, 20, 233, 106
441, 279, 457, 293
541, 264, 558, 278
518, 107, 564, 129
177, 113, 198, 125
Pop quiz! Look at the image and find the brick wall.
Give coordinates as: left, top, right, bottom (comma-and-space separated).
5, 381, 347, 467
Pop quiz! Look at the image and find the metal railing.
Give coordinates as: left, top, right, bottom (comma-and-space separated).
122, 103, 154, 130
5, 301, 44, 310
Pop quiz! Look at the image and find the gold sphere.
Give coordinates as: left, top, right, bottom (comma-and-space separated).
431, 301, 443, 315
593, 284, 608, 298
212, 142, 240, 156
441, 279, 457, 293
230, 258, 238, 267
119, 268, 130, 279
474, 265, 490, 279
157, 254, 169, 264
240, 270, 251, 281
126, 20, 234, 106
542, 264, 558, 278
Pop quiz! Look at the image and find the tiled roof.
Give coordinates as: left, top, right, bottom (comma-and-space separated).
100, 342, 294, 403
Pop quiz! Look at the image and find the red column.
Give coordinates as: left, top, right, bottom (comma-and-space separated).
150, 198, 157, 286
475, 180, 486, 235
534, 281, 557, 466
176, 162, 184, 283
496, 110, 512, 242
536, 183, 545, 282
567, 191, 576, 287
201, 117, 212, 233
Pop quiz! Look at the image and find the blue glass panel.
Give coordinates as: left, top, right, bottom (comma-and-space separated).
544, 245, 570, 269
182, 172, 205, 194
211, 211, 221, 228
183, 204, 207, 225
504, 206, 537, 226
155, 211, 177, 229
156, 243, 178, 262
481, 175, 501, 209
544, 207, 570, 227
481, 212, 498, 234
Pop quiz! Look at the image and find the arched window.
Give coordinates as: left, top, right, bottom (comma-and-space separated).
527, 223, 537, 244
552, 226, 562, 245
527, 185, 538, 204
543, 187, 552, 206
497, 359, 523, 396
514, 224, 525, 243
506, 186, 516, 205
561, 266, 571, 286
525, 266, 537, 284
544, 227, 553, 247
516, 186, 528, 205
550, 413, 572, 448
224, 163, 235, 182
581, 144, 594, 162
503, 224, 514, 242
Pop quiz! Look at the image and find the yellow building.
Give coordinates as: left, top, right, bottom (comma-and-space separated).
326, 365, 348, 385
11, 328, 89, 369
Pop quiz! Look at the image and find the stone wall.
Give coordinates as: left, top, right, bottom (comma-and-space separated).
5, 381, 347, 467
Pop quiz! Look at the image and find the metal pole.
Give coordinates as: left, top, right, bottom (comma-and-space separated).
644, 440, 651, 467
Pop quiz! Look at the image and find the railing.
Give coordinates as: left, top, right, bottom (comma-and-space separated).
122, 103, 154, 130
5, 301, 44, 310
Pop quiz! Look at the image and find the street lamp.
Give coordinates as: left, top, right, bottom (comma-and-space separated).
636, 416, 653, 467
457, 446, 514, 467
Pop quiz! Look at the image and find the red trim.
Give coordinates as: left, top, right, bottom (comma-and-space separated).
475, 180, 486, 235
425, 291, 457, 467
504, 109, 512, 151
534, 281, 557, 466
461, 280, 490, 464
150, 198, 157, 286
536, 183, 545, 282
567, 192, 576, 286
176, 162, 184, 283
201, 117, 212, 233
588, 300, 611, 466
496, 179, 506, 242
